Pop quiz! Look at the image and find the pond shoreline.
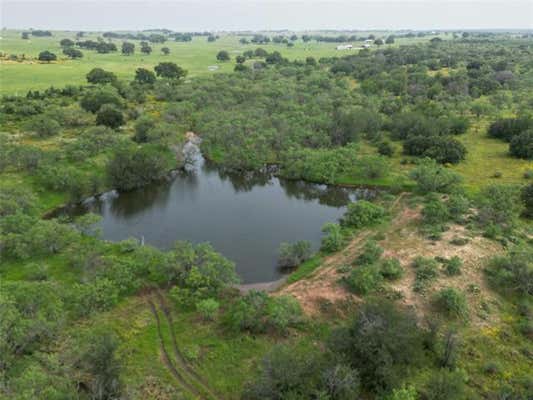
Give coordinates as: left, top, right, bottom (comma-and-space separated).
236, 276, 288, 293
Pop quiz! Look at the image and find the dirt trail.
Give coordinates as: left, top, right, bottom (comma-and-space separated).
279, 194, 502, 324
278, 232, 370, 315
153, 291, 221, 400
147, 294, 220, 400
147, 298, 202, 398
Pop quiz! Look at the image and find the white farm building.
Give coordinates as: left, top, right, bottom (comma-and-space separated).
336, 44, 353, 50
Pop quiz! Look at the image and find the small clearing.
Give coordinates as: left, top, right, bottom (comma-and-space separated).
279, 198, 503, 326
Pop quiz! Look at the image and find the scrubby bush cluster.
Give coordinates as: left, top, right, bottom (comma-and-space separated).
277, 240, 312, 268
223, 290, 303, 335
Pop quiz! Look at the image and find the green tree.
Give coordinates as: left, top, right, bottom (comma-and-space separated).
63, 47, 83, 58
140, 42, 152, 54
134, 67, 156, 85
86, 68, 117, 85
154, 62, 187, 79
106, 144, 174, 191
329, 300, 424, 391
161, 46, 170, 55
59, 38, 74, 47
216, 50, 230, 61
80, 87, 123, 113
96, 104, 124, 129
121, 41, 135, 55
38, 51, 57, 62
509, 130, 533, 159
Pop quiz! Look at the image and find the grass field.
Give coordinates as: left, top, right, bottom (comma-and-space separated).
0, 30, 449, 94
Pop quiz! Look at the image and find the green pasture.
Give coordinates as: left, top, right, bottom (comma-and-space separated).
0, 30, 449, 95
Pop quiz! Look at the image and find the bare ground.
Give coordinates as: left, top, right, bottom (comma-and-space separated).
278, 197, 503, 326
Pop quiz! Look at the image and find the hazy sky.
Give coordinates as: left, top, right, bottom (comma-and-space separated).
2, 0, 532, 31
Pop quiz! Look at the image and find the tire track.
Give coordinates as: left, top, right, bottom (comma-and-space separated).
153, 290, 221, 400
147, 298, 203, 398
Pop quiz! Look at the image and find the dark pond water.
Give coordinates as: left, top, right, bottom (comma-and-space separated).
60, 143, 375, 283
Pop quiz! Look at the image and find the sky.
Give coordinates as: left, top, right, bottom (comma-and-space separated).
1, 0, 532, 31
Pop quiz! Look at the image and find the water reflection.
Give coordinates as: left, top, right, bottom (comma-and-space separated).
57, 147, 377, 283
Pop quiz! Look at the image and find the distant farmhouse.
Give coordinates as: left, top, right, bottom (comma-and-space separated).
336, 44, 353, 50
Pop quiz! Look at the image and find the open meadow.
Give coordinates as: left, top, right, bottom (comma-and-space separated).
0, 30, 444, 94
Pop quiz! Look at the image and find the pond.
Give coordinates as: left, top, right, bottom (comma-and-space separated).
59, 143, 375, 283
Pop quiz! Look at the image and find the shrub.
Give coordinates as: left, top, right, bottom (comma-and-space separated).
522, 183, 533, 218
328, 299, 424, 391
242, 345, 338, 400
509, 130, 533, 159
422, 195, 450, 225
450, 237, 469, 246
106, 144, 174, 191
356, 155, 389, 179
477, 184, 523, 231
487, 117, 532, 142
443, 256, 463, 276
383, 386, 418, 400
80, 87, 123, 113
378, 141, 394, 156
96, 104, 124, 129
133, 115, 156, 143
403, 135, 467, 164
266, 295, 303, 334
434, 288, 469, 320
25, 115, 61, 137
341, 200, 386, 228
409, 158, 462, 193
485, 246, 532, 297
444, 116, 470, 135
424, 369, 467, 400
446, 193, 469, 221
277, 240, 312, 268
321, 223, 344, 253
344, 264, 383, 295
380, 258, 404, 280
355, 240, 384, 266
71, 278, 120, 316
224, 290, 302, 335
412, 256, 439, 292
196, 298, 219, 321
